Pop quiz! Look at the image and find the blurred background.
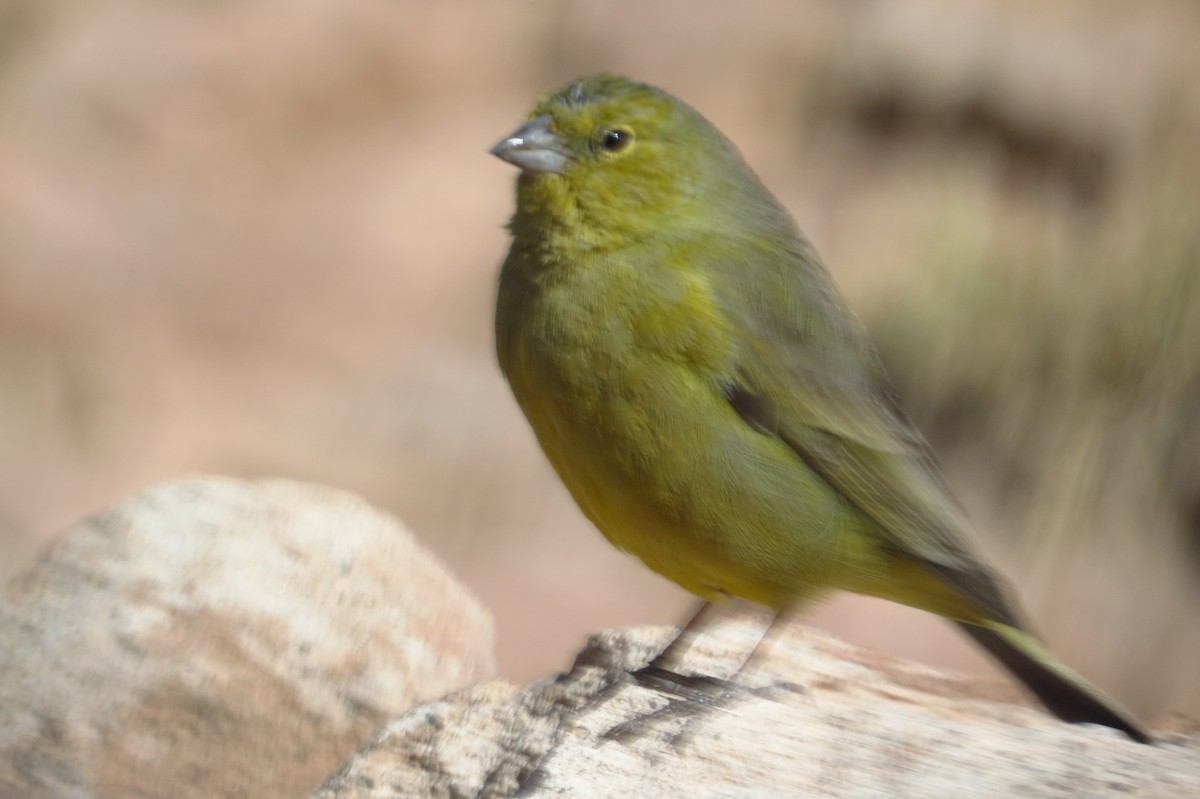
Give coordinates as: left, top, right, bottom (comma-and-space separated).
1, 0, 1197, 719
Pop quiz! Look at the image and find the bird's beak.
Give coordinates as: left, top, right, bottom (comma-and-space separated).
490, 115, 570, 174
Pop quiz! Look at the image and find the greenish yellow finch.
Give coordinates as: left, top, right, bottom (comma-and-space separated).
491, 73, 1149, 743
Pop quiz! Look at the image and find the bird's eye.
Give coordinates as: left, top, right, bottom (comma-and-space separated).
599, 127, 634, 153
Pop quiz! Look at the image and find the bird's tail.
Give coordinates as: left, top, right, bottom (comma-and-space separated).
955, 620, 1151, 743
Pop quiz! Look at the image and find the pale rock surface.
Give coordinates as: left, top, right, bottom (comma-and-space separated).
0, 476, 496, 799
315, 622, 1197, 799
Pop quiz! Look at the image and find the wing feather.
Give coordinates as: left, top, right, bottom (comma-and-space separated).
708, 233, 1019, 625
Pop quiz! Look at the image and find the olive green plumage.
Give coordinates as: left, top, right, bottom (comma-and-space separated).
492, 73, 1149, 743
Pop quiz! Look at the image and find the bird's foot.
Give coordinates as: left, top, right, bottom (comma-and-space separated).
600, 665, 785, 751
626, 663, 733, 699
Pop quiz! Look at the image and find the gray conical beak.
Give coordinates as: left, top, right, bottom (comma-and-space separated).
490, 115, 570, 174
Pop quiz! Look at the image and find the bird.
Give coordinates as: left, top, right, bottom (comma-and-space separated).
490, 72, 1150, 743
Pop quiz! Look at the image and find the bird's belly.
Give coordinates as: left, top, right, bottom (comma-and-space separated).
517, 350, 860, 609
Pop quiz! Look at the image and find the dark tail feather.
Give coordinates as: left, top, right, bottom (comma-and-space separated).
956, 621, 1151, 744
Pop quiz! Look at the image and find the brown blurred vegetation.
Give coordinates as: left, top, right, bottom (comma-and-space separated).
1, 1, 1197, 718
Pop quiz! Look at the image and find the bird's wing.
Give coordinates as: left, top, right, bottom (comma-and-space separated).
708, 235, 1020, 625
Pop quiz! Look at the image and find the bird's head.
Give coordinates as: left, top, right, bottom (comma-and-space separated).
491, 74, 774, 249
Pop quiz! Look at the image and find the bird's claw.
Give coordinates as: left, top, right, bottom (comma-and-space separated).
599, 665, 747, 749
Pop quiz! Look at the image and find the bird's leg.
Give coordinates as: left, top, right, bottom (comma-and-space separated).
731, 609, 796, 687
628, 600, 721, 686
632, 603, 794, 688
605, 603, 794, 747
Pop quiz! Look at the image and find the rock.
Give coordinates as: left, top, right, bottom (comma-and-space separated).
314, 622, 1197, 799
0, 476, 496, 799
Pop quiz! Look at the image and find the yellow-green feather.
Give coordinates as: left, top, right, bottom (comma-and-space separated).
494, 73, 1149, 742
